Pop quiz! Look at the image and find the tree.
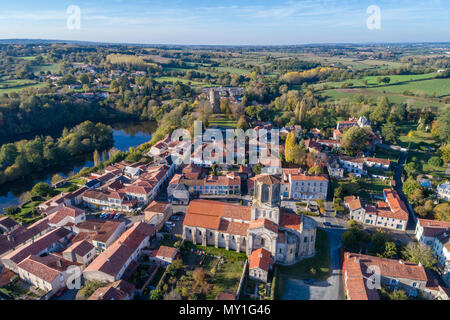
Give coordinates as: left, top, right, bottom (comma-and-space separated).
284, 131, 296, 163
369, 96, 390, 125
236, 115, 249, 130
403, 242, 437, 269
428, 156, 442, 167
439, 144, 450, 163
403, 162, 419, 177
388, 289, 408, 300
193, 268, 206, 287
150, 289, 162, 300
93, 149, 101, 166
381, 122, 397, 144
308, 165, 323, 175
341, 126, 371, 155
380, 77, 391, 84
433, 203, 450, 222
31, 182, 54, 198
409, 188, 425, 206
437, 106, 450, 143
382, 242, 398, 259
51, 173, 64, 185
403, 177, 422, 197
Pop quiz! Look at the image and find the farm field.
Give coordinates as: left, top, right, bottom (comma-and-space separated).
320, 87, 447, 110
153, 76, 212, 87
30, 63, 60, 75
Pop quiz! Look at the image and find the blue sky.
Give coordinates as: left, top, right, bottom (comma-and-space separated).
0, 0, 449, 45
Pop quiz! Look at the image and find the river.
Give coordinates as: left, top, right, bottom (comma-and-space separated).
0, 120, 157, 213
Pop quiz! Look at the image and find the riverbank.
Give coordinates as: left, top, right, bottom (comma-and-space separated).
0, 120, 156, 213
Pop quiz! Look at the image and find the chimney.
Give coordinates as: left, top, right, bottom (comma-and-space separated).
259, 253, 263, 258
94, 225, 97, 231
57, 259, 62, 268
399, 260, 404, 264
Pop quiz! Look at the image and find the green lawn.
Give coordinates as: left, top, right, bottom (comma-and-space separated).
153, 76, 213, 87
30, 63, 60, 75
216, 66, 250, 76
208, 114, 238, 128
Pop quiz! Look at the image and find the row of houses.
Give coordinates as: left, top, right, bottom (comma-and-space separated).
343, 252, 450, 300
344, 189, 409, 231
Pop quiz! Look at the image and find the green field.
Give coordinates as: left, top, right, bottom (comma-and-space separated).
368, 78, 450, 98
208, 114, 238, 128
0, 79, 47, 94
216, 66, 250, 76
30, 63, 60, 75
320, 86, 447, 110
154, 76, 213, 87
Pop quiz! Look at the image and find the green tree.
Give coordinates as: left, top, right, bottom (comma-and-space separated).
31, 182, 53, 198
308, 165, 323, 175
403, 242, 437, 269
382, 242, 398, 259
341, 127, 371, 155
51, 173, 64, 185
437, 106, 450, 143
381, 122, 398, 144
369, 96, 390, 125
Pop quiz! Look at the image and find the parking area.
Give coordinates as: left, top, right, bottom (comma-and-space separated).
168, 210, 186, 236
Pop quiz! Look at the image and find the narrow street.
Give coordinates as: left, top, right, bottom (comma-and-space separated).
392, 150, 417, 231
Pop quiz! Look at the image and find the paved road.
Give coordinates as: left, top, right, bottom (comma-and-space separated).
392, 150, 418, 231
281, 229, 345, 300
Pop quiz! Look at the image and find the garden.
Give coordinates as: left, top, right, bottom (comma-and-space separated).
151, 242, 246, 300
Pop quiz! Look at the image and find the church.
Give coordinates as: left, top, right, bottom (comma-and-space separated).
182, 174, 317, 281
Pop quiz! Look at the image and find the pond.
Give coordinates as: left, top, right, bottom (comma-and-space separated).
0, 120, 157, 213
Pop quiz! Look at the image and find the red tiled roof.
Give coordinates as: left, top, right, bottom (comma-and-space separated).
279, 212, 301, 231
249, 219, 278, 234
249, 248, 273, 272
155, 246, 178, 259
290, 174, 328, 182
186, 200, 251, 222
64, 240, 94, 257
419, 219, 450, 238
48, 205, 84, 225
346, 198, 362, 211
218, 220, 249, 236
144, 201, 170, 214
84, 222, 155, 278
3, 227, 72, 265
383, 189, 409, 221
88, 280, 135, 300
17, 254, 80, 284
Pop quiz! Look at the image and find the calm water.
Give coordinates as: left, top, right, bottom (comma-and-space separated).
0, 120, 156, 212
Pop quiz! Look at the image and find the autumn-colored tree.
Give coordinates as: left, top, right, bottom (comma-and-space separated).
93, 149, 101, 166
284, 132, 296, 163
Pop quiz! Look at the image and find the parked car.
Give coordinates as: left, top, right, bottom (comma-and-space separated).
170, 216, 180, 221
108, 213, 115, 219
114, 214, 121, 220
55, 287, 67, 297
100, 213, 108, 219
323, 222, 332, 227
165, 221, 175, 228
